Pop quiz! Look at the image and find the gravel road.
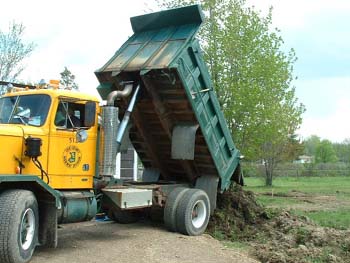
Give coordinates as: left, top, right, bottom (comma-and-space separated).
32, 220, 258, 263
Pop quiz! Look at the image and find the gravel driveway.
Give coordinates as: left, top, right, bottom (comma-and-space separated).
32, 220, 258, 263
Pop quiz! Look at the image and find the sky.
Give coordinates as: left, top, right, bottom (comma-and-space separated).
248, 0, 350, 143
0, 0, 349, 143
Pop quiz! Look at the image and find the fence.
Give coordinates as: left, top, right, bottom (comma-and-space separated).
242, 162, 350, 177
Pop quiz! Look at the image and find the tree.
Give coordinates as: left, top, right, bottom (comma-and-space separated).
303, 135, 321, 157
333, 138, 350, 164
60, 67, 79, 90
282, 134, 304, 161
159, 0, 305, 186
0, 21, 35, 85
315, 139, 337, 163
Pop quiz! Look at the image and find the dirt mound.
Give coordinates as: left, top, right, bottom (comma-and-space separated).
207, 185, 350, 263
207, 184, 269, 239
255, 211, 350, 263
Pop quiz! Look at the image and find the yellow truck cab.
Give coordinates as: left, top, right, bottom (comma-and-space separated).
0, 87, 99, 189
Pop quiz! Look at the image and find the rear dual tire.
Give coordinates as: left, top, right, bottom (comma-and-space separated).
164, 188, 210, 236
164, 187, 189, 232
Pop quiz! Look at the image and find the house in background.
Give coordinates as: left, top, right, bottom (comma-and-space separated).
294, 155, 313, 164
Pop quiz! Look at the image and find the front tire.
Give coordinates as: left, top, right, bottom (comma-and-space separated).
176, 189, 210, 236
0, 190, 39, 263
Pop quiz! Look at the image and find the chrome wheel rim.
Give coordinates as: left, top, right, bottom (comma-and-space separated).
20, 208, 35, 250
191, 200, 206, 228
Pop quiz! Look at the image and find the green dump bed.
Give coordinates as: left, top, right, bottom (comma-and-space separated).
95, 5, 240, 191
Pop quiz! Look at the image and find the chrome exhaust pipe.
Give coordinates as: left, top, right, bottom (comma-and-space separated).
100, 82, 135, 178
116, 84, 140, 153
106, 82, 133, 106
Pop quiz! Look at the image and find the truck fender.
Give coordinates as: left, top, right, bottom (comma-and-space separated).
0, 176, 61, 248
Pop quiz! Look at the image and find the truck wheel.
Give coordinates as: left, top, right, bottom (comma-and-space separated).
164, 187, 189, 232
0, 190, 39, 263
176, 189, 210, 236
108, 207, 139, 224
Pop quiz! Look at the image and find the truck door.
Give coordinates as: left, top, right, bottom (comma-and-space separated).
48, 99, 98, 189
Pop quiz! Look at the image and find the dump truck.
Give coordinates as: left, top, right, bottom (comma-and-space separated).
0, 5, 242, 263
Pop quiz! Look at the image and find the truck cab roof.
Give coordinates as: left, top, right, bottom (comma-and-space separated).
3, 88, 100, 102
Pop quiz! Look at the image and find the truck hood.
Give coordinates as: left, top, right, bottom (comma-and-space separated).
0, 124, 46, 137
0, 124, 46, 175
0, 125, 24, 174
0, 124, 24, 137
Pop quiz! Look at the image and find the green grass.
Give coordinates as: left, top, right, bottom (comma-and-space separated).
223, 241, 250, 250
244, 176, 350, 229
296, 210, 350, 230
256, 195, 301, 206
245, 176, 350, 195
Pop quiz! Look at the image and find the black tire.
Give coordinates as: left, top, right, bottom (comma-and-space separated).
149, 207, 163, 222
176, 189, 210, 236
108, 207, 139, 224
164, 187, 189, 232
0, 190, 39, 263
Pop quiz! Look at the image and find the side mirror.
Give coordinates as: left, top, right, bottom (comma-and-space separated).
76, 129, 88, 143
84, 102, 96, 127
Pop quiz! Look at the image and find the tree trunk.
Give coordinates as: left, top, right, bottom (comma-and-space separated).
264, 159, 274, 186
265, 171, 273, 186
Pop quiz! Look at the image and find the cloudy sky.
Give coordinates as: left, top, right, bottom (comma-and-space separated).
0, 0, 349, 142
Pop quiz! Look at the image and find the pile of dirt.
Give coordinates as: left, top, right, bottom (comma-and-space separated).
207, 185, 350, 263
254, 211, 350, 263
207, 184, 269, 239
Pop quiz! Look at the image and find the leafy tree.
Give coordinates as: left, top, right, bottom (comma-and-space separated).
333, 139, 350, 163
60, 67, 79, 90
315, 139, 337, 163
282, 134, 304, 161
0, 21, 35, 87
159, 0, 305, 186
303, 135, 321, 157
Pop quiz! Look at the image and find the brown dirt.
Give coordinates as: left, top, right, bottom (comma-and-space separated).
260, 191, 350, 212
32, 220, 258, 263
207, 185, 350, 263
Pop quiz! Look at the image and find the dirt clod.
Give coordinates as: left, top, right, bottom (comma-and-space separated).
207, 184, 350, 263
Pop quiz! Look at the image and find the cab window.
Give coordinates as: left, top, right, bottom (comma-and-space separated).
55, 101, 84, 129
0, 94, 51, 126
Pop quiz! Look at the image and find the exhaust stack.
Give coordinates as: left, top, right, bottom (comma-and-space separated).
99, 83, 133, 178
99, 83, 140, 179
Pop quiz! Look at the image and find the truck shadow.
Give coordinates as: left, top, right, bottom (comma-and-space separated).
35, 219, 166, 254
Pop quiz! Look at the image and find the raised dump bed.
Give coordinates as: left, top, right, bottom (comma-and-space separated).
95, 5, 241, 191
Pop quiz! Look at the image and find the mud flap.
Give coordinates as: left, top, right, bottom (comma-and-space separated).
39, 202, 58, 248
171, 123, 199, 160
195, 175, 219, 215
232, 164, 244, 186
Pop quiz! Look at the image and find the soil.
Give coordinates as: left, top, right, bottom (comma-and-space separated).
31, 186, 350, 263
260, 191, 350, 212
207, 185, 350, 263
32, 220, 258, 263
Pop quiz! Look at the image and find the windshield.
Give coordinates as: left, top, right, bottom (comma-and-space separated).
0, 94, 51, 126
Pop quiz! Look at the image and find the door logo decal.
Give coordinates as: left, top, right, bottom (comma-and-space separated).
63, 145, 82, 168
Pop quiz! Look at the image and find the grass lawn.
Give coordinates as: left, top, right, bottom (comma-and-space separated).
244, 176, 350, 229
301, 210, 350, 230
245, 176, 350, 195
